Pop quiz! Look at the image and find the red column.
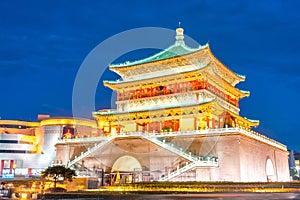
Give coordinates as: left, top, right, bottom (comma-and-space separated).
108, 122, 112, 133
212, 118, 215, 128
159, 122, 162, 133
206, 116, 210, 128
28, 168, 32, 177
9, 160, 14, 174
173, 120, 179, 132
116, 126, 120, 134
0, 160, 4, 176
194, 117, 197, 130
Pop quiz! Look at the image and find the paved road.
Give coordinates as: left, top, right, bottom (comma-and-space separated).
46, 193, 300, 200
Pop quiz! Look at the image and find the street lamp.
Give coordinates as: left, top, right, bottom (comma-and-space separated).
100, 168, 104, 186
95, 168, 105, 186
13, 164, 16, 177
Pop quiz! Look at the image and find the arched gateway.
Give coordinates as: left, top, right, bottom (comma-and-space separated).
266, 158, 276, 181
111, 155, 142, 172
110, 155, 143, 184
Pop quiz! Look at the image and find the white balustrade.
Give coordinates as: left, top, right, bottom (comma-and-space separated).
64, 127, 286, 168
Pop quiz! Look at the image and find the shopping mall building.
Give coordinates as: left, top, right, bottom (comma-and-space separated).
0, 115, 98, 179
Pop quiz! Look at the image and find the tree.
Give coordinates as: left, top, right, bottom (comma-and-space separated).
41, 165, 77, 188
290, 168, 300, 180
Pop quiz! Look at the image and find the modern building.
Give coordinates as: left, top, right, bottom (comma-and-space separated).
0, 115, 98, 179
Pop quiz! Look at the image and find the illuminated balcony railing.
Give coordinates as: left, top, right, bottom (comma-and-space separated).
116, 89, 240, 115
59, 127, 286, 151
117, 80, 239, 108
57, 136, 108, 144
148, 127, 286, 151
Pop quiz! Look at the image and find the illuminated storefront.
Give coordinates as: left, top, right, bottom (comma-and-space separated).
0, 115, 98, 179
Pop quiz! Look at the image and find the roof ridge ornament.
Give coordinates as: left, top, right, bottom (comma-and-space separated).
175, 23, 185, 46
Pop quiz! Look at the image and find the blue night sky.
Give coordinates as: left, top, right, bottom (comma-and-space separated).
0, 1, 299, 149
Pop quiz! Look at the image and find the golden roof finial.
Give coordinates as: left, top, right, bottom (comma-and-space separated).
175, 22, 184, 45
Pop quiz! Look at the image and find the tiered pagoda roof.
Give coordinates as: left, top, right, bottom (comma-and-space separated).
110, 40, 206, 68
105, 28, 246, 86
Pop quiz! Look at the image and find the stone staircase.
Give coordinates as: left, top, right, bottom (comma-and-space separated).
67, 137, 115, 167
141, 135, 197, 162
